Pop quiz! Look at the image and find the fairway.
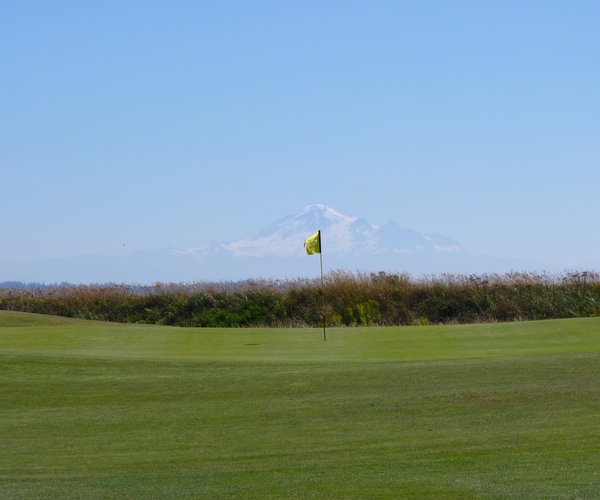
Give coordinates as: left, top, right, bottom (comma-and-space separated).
1, 312, 599, 498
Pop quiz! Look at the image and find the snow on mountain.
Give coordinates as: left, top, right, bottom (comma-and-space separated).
189, 204, 462, 259
0, 205, 560, 284
224, 205, 360, 257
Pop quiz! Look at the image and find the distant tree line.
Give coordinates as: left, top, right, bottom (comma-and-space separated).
0, 281, 56, 290
1, 271, 599, 327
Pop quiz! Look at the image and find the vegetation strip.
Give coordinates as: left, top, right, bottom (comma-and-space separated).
2, 271, 600, 327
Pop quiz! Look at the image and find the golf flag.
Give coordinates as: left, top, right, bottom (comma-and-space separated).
304, 229, 326, 340
304, 230, 321, 255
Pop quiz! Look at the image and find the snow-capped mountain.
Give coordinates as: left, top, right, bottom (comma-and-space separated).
3, 205, 553, 284
194, 204, 462, 259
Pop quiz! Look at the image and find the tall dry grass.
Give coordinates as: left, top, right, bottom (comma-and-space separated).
1, 271, 599, 327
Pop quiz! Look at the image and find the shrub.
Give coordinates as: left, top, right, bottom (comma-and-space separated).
1, 271, 599, 327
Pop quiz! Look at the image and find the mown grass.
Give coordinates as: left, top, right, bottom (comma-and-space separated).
1, 311, 599, 498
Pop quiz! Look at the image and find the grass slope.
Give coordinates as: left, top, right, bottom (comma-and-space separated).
1, 311, 599, 498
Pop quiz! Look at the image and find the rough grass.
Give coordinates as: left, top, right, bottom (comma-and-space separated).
1, 311, 599, 498
3, 271, 600, 327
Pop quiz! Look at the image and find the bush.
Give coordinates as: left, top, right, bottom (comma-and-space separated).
1, 271, 599, 328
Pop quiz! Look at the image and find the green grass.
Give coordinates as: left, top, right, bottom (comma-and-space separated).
1, 311, 599, 498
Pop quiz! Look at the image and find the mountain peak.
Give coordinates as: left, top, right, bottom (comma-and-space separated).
217, 205, 461, 258
298, 204, 358, 225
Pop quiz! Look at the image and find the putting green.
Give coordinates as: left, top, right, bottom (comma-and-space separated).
1, 311, 599, 498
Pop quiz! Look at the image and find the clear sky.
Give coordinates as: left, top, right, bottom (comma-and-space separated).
2, 1, 599, 268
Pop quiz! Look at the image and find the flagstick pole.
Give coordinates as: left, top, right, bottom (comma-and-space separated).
319, 231, 326, 342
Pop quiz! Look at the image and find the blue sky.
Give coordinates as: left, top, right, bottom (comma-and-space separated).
2, 1, 599, 269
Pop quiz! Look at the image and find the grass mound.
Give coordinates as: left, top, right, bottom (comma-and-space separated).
1, 311, 599, 498
0, 310, 88, 327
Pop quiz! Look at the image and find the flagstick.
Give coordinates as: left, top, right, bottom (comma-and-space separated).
319, 231, 326, 342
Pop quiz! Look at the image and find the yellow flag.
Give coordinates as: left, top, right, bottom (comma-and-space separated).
304, 230, 321, 255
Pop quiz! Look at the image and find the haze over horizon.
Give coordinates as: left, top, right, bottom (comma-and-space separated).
0, 204, 590, 284
2, 2, 599, 281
